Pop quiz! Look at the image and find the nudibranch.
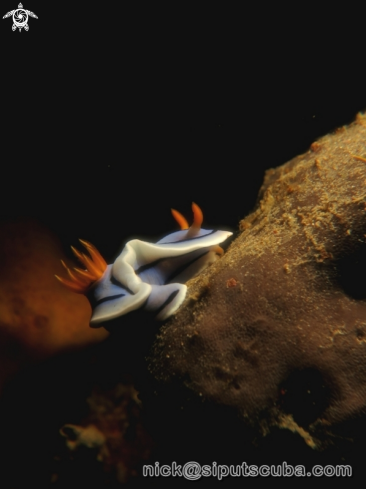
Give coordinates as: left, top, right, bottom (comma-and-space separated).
55, 203, 232, 326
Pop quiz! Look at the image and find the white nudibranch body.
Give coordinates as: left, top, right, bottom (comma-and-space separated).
55, 203, 232, 327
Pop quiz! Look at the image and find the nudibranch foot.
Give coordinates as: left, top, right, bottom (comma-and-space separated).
145, 283, 187, 321
56, 204, 232, 327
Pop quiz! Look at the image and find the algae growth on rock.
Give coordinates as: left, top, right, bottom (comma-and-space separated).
146, 113, 366, 452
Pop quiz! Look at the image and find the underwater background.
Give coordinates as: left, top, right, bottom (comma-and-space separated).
1, 3, 365, 487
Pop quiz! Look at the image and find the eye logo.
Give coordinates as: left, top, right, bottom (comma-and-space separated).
3, 3, 38, 31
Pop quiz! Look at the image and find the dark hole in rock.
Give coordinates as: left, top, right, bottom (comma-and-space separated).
278, 368, 330, 427
336, 241, 366, 300
356, 327, 366, 340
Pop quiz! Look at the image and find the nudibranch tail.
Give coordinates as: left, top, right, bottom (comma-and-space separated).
55, 240, 107, 294
213, 245, 224, 256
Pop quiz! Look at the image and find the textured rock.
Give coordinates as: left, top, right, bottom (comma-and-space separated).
59, 382, 153, 484
147, 113, 366, 450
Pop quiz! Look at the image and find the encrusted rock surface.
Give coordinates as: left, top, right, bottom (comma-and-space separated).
147, 113, 366, 451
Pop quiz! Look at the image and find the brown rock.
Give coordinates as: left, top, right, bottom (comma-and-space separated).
147, 113, 366, 450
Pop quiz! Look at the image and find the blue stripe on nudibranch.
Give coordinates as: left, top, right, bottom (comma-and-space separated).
55, 203, 232, 327
94, 294, 125, 306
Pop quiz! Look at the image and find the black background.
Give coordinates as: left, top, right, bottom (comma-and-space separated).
2, 2, 365, 260
1, 3, 366, 485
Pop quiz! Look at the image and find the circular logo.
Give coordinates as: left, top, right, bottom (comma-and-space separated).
13, 8, 28, 28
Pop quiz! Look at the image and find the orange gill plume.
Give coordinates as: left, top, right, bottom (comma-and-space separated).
55, 239, 107, 294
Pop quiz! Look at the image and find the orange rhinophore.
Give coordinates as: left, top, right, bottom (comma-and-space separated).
171, 208, 189, 230
55, 239, 107, 294
171, 202, 204, 237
